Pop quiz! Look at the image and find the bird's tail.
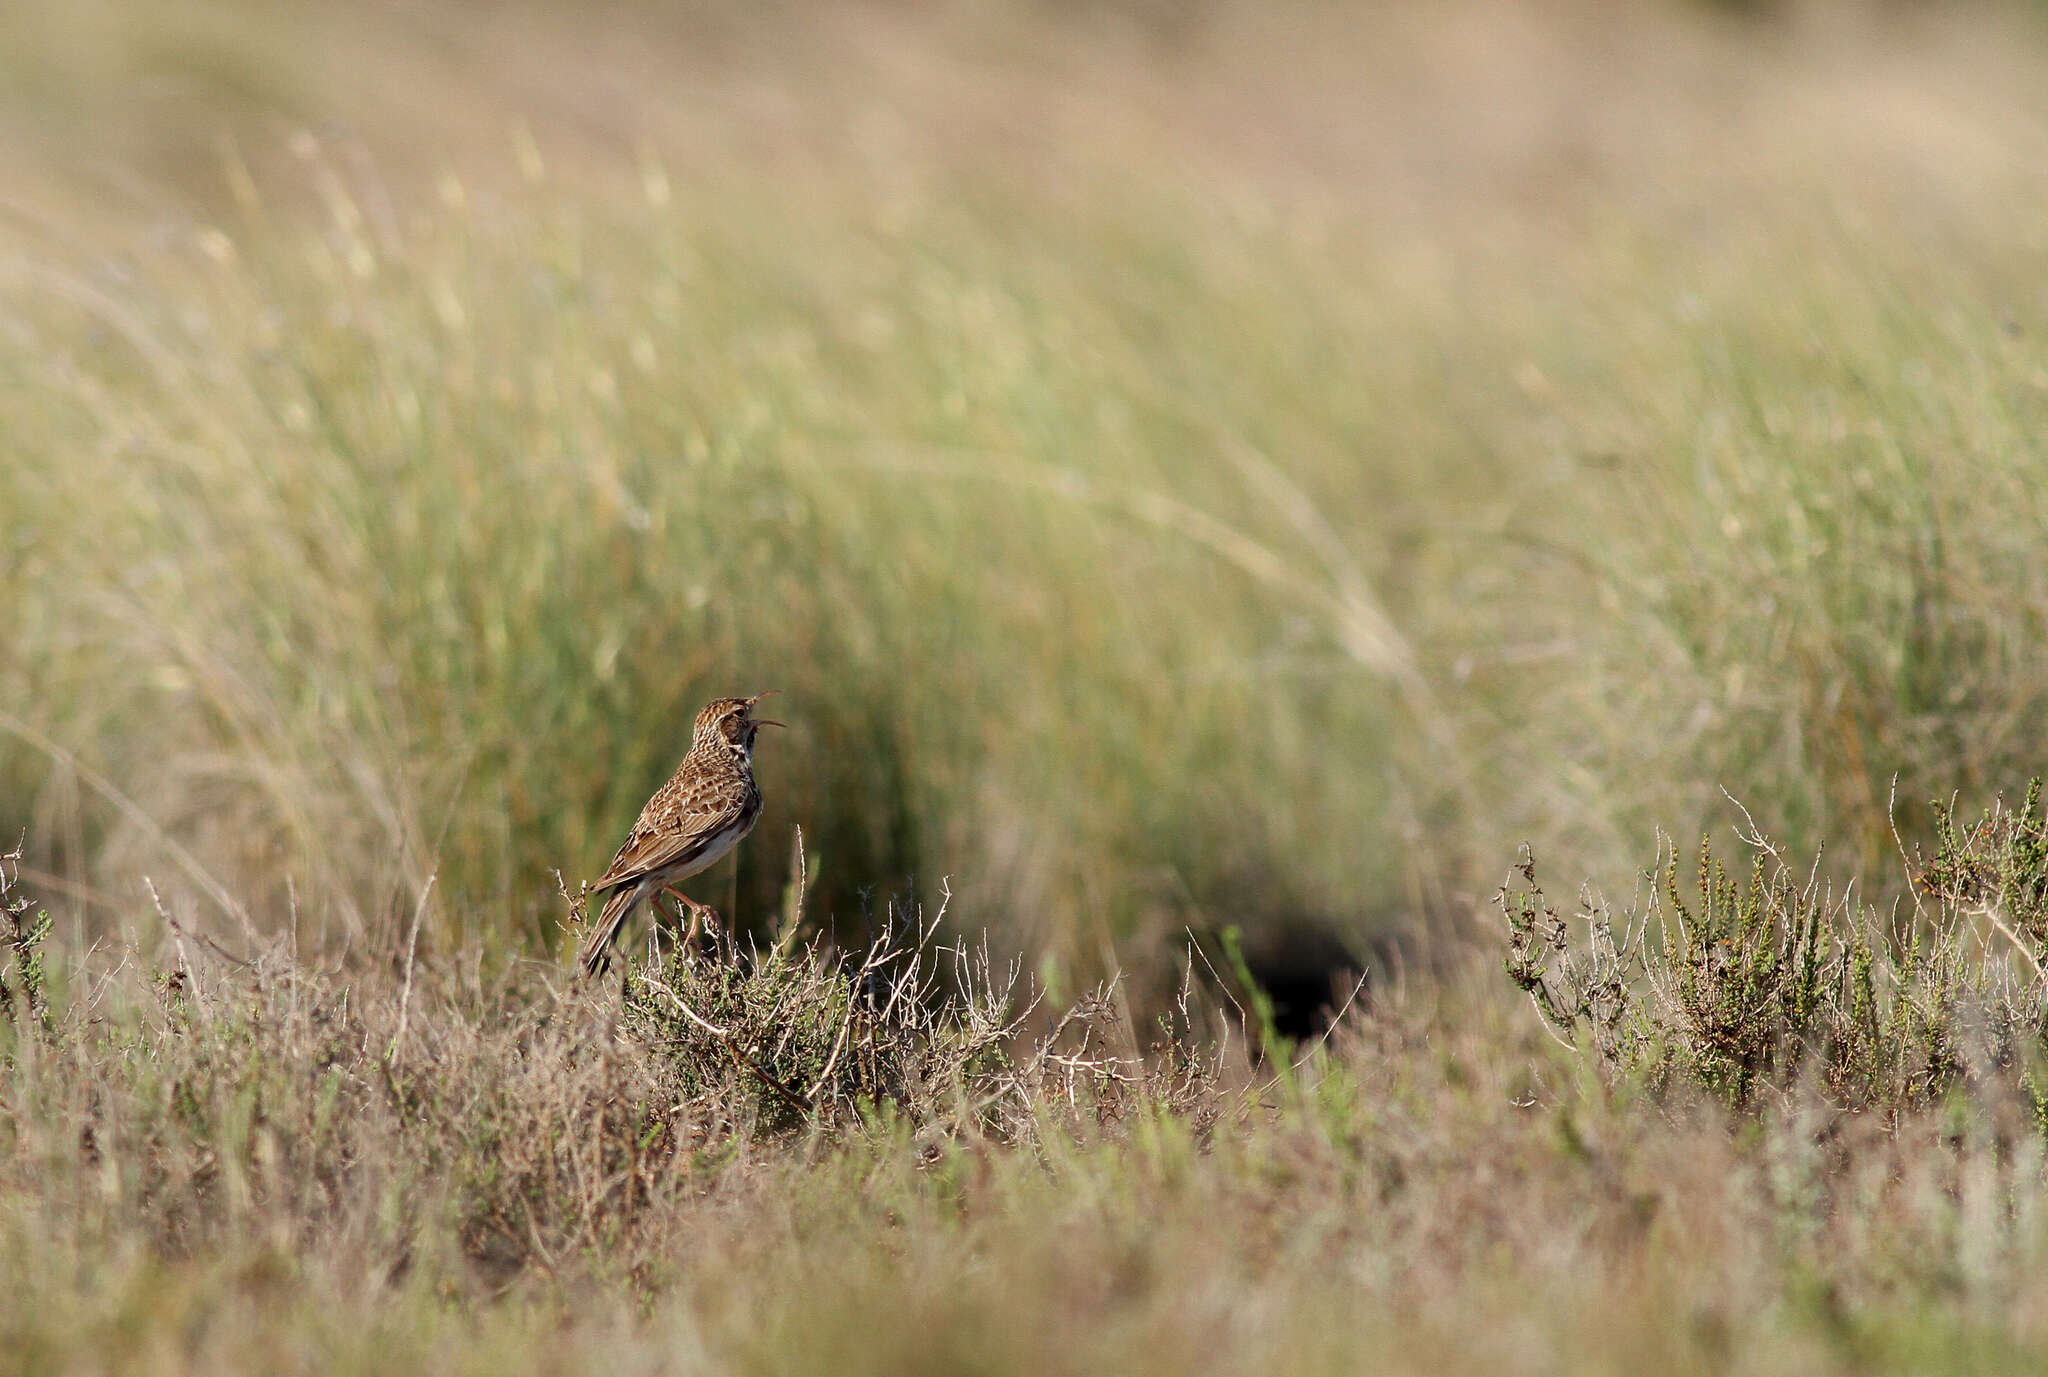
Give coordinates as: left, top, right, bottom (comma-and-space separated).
578, 882, 644, 979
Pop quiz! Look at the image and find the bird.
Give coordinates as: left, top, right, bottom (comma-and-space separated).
577, 692, 783, 978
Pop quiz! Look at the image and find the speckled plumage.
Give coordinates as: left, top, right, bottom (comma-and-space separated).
578, 694, 779, 978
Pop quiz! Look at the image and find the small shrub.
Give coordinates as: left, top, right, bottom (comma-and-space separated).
0, 839, 52, 1042
1502, 784, 2048, 1111
619, 900, 1025, 1135
614, 890, 1220, 1141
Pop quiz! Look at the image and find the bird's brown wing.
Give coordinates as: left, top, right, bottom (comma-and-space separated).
590, 773, 755, 894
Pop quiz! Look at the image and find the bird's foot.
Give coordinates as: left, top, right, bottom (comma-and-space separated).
662, 888, 722, 953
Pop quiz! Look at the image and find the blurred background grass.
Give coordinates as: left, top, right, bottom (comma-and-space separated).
4, 0, 2048, 988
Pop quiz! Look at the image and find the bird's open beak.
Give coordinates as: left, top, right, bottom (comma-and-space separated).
748, 690, 784, 727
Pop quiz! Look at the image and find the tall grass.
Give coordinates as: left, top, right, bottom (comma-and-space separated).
5, 0, 2048, 981
0, 166, 1432, 964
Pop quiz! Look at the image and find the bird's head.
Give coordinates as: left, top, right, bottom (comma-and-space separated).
693, 692, 784, 760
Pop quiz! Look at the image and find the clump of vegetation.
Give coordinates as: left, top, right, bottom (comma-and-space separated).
614, 891, 1201, 1139
1503, 785, 2048, 1112
0, 839, 52, 1041
622, 898, 1022, 1133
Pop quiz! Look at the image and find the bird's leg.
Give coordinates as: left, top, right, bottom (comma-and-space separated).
662, 887, 720, 950
647, 890, 697, 957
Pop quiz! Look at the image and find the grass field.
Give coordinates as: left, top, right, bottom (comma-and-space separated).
7, 0, 2048, 1370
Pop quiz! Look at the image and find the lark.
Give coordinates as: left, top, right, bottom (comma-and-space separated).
577, 693, 783, 978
